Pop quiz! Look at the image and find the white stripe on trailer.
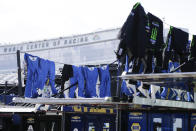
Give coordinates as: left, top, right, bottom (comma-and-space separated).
13, 97, 119, 105
120, 72, 196, 80
12, 97, 196, 110
0, 105, 35, 112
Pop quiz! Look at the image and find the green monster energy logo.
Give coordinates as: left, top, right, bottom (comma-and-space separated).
191, 36, 195, 48
151, 28, 158, 41
133, 2, 140, 9
169, 26, 173, 35
189, 35, 195, 58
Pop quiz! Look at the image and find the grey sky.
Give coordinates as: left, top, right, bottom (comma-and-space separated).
0, 0, 195, 44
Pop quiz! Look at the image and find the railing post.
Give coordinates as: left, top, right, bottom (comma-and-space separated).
17, 50, 22, 96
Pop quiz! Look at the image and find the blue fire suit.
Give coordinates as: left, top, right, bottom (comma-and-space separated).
69, 66, 85, 98
24, 53, 39, 98
98, 65, 111, 97
24, 53, 57, 98
39, 58, 57, 95
83, 67, 98, 98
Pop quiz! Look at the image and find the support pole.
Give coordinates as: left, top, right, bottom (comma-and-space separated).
115, 61, 122, 131
61, 112, 65, 131
115, 61, 121, 98
17, 50, 22, 96
3, 81, 7, 104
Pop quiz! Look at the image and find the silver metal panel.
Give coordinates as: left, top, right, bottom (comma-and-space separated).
12, 97, 196, 110
121, 72, 196, 79
0, 73, 18, 84
13, 97, 120, 105
121, 72, 196, 87
132, 97, 196, 109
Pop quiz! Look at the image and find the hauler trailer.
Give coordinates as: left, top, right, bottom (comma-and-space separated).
11, 59, 196, 131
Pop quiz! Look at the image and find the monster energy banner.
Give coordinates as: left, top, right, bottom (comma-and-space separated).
150, 27, 158, 44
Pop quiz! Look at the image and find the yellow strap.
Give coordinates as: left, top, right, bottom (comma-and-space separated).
46, 79, 50, 86
166, 88, 170, 99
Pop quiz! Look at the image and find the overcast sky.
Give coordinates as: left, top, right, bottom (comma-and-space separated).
0, 0, 195, 44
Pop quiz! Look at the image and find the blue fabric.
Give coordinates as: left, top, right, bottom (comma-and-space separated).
24, 53, 57, 98
121, 55, 134, 96
0, 95, 15, 105
121, 80, 134, 96
187, 87, 194, 102
83, 67, 98, 98
69, 66, 85, 98
161, 61, 180, 99
98, 65, 111, 97
160, 69, 168, 99
12, 114, 21, 125
187, 92, 192, 102
24, 53, 40, 98
39, 59, 57, 95
121, 80, 127, 95
180, 91, 193, 102
168, 89, 177, 100
121, 55, 129, 95
155, 91, 161, 99
161, 88, 177, 100
181, 91, 190, 101
135, 63, 147, 97
148, 85, 161, 99
161, 87, 168, 99
136, 81, 145, 97
168, 61, 180, 73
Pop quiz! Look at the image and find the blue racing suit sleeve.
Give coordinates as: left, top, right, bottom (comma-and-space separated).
77, 67, 85, 97
105, 65, 111, 97
99, 65, 111, 97
48, 61, 57, 95
69, 66, 84, 98
24, 53, 39, 98
83, 67, 98, 98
